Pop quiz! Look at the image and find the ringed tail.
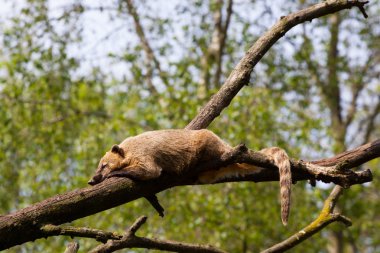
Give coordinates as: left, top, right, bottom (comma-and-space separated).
269, 147, 292, 226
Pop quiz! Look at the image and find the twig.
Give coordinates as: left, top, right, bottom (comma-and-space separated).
41, 224, 121, 243
261, 186, 350, 253
89, 216, 227, 253
357, 1, 369, 18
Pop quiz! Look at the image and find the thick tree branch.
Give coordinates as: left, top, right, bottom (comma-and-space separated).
312, 138, 380, 168
261, 186, 350, 253
186, 0, 369, 130
89, 216, 227, 253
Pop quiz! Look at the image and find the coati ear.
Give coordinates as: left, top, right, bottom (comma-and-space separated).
111, 144, 125, 157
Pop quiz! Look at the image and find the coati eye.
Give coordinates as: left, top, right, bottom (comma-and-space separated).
101, 163, 107, 169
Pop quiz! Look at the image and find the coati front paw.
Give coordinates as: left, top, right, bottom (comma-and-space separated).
106, 170, 132, 179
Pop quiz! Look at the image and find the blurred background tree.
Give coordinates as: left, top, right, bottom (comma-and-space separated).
0, 0, 379, 252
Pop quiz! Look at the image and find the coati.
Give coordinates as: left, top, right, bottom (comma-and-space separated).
88, 129, 292, 225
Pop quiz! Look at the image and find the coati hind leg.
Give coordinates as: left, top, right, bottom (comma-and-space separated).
197, 163, 259, 184
197, 143, 255, 184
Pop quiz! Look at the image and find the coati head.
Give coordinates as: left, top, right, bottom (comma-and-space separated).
88, 144, 125, 185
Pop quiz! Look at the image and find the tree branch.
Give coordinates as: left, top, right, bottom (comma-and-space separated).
89, 216, 227, 253
311, 138, 380, 168
41, 224, 121, 243
186, 0, 369, 130
261, 186, 350, 253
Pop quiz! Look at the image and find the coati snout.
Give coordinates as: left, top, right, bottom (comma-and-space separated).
88, 144, 126, 185
88, 174, 102, 185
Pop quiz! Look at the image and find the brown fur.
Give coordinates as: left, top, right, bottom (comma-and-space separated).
88, 129, 291, 225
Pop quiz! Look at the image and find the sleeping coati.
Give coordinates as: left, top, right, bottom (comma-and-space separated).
88, 129, 292, 225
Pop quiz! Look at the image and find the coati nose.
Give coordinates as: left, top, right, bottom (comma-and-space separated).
88, 174, 102, 185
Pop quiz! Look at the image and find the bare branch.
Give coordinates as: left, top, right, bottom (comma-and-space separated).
89, 216, 227, 253
261, 186, 350, 253
312, 138, 380, 168
41, 217, 225, 253
41, 224, 121, 243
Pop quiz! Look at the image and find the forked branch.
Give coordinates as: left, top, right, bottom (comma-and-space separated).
261, 186, 349, 253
